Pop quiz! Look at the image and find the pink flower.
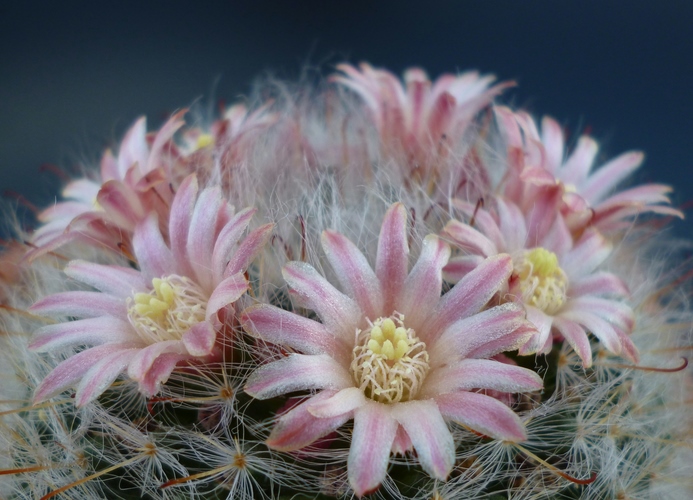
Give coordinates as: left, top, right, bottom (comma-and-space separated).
241, 203, 541, 497
29, 174, 273, 406
444, 195, 639, 367
28, 111, 187, 260
496, 107, 683, 234
332, 63, 512, 193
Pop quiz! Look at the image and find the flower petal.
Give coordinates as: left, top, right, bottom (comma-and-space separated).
223, 223, 274, 278
569, 272, 629, 298
391, 400, 454, 481
442, 218, 498, 257
427, 254, 513, 342
65, 260, 146, 297
33, 343, 138, 402
206, 272, 248, 321
182, 321, 216, 357
396, 235, 450, 334
74, 348, 140, 406
552, 316, 592, 367
241, 304, 349, 360
132, 213, 175, 281
375, 203, 409, 312
169, 174, 198, 277
211, 208, 255, 280
519, 306, 554, 356
307, 387, 367, 418
245, 354, 352, 400
282, 261, 361, 337
321, 229, 383, 319
422, 359, 543, 397
429, 302, 532, 363
267, 391, 352, 451
30, 291, 126, 320
436, 390, 527, 442
348, 402, 397, 497
186, 187, 225, 289
30, 317, 138, 352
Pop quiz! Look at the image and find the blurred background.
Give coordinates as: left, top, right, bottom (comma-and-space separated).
1, 0, 691, 236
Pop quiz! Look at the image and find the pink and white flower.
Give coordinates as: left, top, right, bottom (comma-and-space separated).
333, 63, 512, 193
444, 195, 639, 367
241, 203, 541, 497
29, 174, 273, 406
28, 111, 187, 260
496, 107, 683, 234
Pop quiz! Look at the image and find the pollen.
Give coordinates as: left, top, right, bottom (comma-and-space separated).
350, 314, 430, 404
127, 275, 208, 345
512, 247, 568, 315
195, 133, 215, 149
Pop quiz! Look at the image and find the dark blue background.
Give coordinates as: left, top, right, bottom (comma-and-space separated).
1, 1, 691, 236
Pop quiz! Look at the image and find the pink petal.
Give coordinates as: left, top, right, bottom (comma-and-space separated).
182, 321, 216, 357
30, 317, 138, 352
126, 340, 187, 383
560, 136, 598, 186
282, 261, 361, 336
145, 109, 186, 174
267, 390, 352, 451
616, 329, 640, 364
65, 260, 146, 297
321, 230, 383, 320
422, 358, 543, 397
436, 391, 527, 442
348, 402, 398, 497
390, 400, 454, 480
496, 199, 526, 251
95, 180, 144, 230
245, 354, 351, 400
74, 348, 140, 406
396, 235, 450, 333
241, 304, 349, 360
137, 352, 188, 396
451, 199, 504, 251
33, 343, 137, 402
569, 272, 629, 298
559, 310, 621, 355
117, 117, 148, 178
223, 223, 275, 278
561, 230, 612, 278
132, 213, 175, 280
308, 387, 366, 418
552, 316, 592, 368
30, 291, 126, 320
391, 425, 413, 455
542, 214, 573, 257
430, 303, 535, 363
566, 297, 634, 331
375, 203, 409, 313
211, 207, 255, 280
519, 306, 554, 356
442, 255, 484, 282
206, 272, 248, 321
581, 151, 644, 204
169, 174, 198, 277
442, 219, 497, 257
186, 187, 225, 289
427, 254, 513, 342
540, 116, 565, 173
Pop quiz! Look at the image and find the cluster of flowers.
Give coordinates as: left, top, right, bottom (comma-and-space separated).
0, 63, 691, 499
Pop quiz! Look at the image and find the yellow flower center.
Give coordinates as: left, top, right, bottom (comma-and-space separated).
195, 134, 215, 150
350, 315, 430, 404
512, 247, 568, 315
127, 275, 208, 345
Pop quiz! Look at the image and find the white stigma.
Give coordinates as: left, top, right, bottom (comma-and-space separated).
350, 314, 430, 404
512, 247, 568, 315
127, 275, 208, 345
